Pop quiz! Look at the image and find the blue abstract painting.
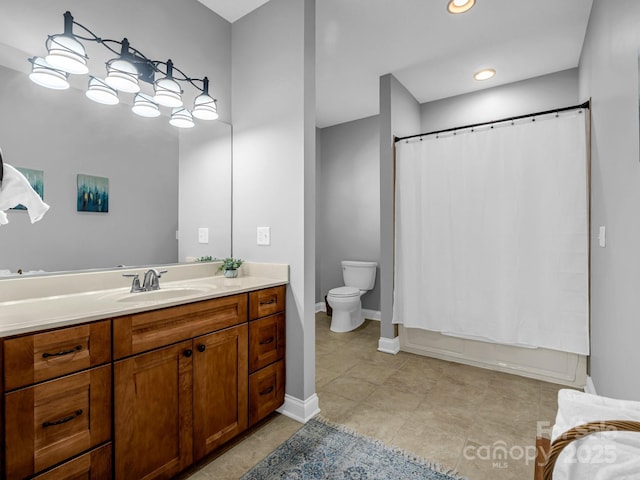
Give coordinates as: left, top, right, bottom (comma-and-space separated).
13, 167, 44, 210
77, 174, 109, 212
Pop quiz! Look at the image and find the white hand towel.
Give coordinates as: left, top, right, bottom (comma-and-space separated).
551, 389, 640, 480
0, 164, 50, 225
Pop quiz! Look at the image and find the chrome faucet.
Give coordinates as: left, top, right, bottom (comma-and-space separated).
122, 273, 145, 293
142, 269, 167, 291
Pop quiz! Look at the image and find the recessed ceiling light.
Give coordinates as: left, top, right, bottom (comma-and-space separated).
447, 0, 475, 14
474, 68, 496, 81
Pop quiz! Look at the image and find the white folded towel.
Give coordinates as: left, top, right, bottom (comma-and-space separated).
551, 389, 640, 480
0, 163, 50, 225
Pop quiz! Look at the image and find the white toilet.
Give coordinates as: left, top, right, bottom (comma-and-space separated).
326, 260, 377, 333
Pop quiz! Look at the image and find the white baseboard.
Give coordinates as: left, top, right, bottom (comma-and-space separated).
277, 393, 320, 424
314, 302, 381, 322
378, 336, 400, 354
362, 309, 381, 321
584, 375, 597, 395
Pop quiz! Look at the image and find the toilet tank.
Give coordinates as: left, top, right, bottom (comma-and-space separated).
342, 260, 377, 290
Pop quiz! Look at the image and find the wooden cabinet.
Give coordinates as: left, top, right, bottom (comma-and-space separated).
193, 324, 248, 460
248, 286, 286, 426
114, 341, 193, 479
3, 319, 112, 480
2, 283, 285, 480
113, 296, 249, 479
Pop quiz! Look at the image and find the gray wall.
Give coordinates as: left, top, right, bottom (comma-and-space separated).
317, 115, 380, 310
0, 0, 232, 273
421, 69, 579, 130
378, 74, 422, 340
232, 0, 316, 403
578, 0, 640, 400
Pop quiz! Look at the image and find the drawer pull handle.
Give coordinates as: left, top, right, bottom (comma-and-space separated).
42, 345, 82, 358
260, 299, 276, 305
197, 344, 206, 353
42, 409, 83, 428
184, 349, 193, 358
259, 386, 274, 396
259, 337, 274, 345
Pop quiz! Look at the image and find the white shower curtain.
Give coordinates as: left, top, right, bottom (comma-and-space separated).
393, 111, 589, 355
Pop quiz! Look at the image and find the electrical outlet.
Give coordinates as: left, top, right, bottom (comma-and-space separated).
257, 226, 270, 246
198, 227, 209, 244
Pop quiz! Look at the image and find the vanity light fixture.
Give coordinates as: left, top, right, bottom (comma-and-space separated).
447, 0, 476, 14
29, 11, 218, 128
473, 68, 496, 81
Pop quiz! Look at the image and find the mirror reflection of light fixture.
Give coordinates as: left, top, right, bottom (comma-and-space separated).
132, 93, 161, 118
169, 107, 195, 129
447, 0, 475, 14
29, 11, 219, 128
86, 76, 119, 105
28, 57, 70, 90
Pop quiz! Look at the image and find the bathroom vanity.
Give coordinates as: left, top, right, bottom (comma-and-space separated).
0, 262, 287, 479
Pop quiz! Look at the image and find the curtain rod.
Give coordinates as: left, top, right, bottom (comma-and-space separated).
394, 100, 591, 143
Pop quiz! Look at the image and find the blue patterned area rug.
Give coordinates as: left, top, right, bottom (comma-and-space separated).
241, 416, 465, 480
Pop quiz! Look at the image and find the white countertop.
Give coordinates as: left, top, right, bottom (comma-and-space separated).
0, 262, 288, 338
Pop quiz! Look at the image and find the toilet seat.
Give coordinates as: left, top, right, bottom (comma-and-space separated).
328, 286, 360, 298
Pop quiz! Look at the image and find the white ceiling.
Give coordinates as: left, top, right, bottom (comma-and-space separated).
199, 0, 594, 128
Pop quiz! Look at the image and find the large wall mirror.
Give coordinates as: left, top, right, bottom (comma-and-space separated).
0, 44, 232, 276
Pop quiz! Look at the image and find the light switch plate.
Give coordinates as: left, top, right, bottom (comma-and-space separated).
198, 227, 209, 244
598, 226, 606, 247
257, 226, 271, 246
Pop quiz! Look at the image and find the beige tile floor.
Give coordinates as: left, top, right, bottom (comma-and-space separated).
186, 312, 566, 479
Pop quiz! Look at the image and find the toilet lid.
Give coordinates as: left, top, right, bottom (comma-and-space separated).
329, 286, 360, 298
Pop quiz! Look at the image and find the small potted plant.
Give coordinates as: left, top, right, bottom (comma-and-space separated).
218, 257, 243, 278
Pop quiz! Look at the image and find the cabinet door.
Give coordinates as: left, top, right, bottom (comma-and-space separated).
5, 365, 111, 479
193, 324, 248, 461
114, 341, 193, 480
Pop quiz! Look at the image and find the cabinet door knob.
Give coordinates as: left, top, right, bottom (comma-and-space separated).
184, 349, 193, 357
197, 344, 206, 353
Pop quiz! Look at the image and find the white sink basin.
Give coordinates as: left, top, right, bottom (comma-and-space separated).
110, 287, 212, 303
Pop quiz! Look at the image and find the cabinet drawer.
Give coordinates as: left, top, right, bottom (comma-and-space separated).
249, 359, 285, 426
249, 286, 285, 320
249, 313, 285, 373
113, 293, 247, 359
32, 443, 112, 480
5, 365, 112, 479
4, 320, 111, 391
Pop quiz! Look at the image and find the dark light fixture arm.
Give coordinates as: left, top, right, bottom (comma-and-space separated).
50, 11, 211, 93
